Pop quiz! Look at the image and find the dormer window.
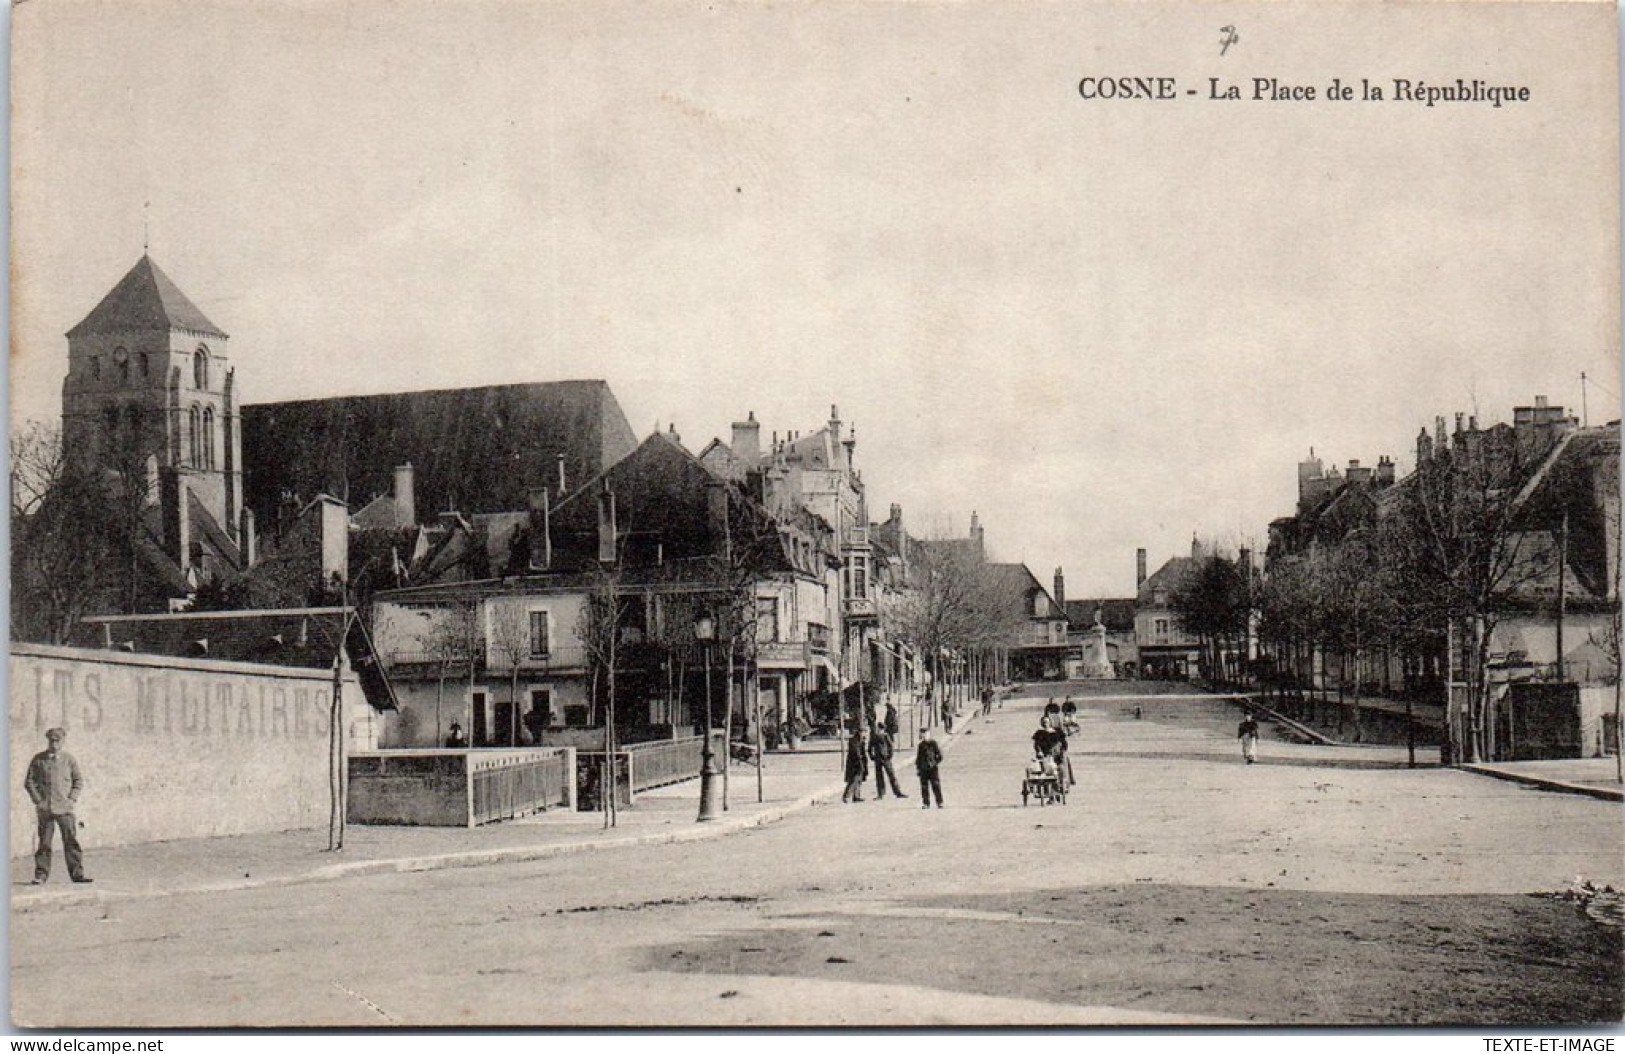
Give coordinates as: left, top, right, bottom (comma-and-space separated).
193, 347, 210, 390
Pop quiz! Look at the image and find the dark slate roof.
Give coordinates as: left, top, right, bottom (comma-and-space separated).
241, 380, 638, 531
66, 256, 227, 339
1138, 556, 1194, 604
1064, 598, 1136, 633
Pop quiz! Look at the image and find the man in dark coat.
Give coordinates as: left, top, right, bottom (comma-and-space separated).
842, 729, 869, 803
915, 728, 944, 808
869, 726, 908, 799
25, 728, 90, 884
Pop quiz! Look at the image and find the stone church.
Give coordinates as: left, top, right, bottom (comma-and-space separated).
60, 254, 250, 594
54, 253, 639, 616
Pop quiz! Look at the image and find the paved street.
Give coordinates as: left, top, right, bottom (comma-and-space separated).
11, 684, 1622, 1028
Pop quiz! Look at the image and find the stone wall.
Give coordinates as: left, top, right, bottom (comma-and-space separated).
10, 644, 368, 859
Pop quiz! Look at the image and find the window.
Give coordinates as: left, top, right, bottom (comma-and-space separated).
1155, 618, 1170, 638
138, 352, 149, 378
562, 703, 591, 727
114, 347, 130, 384
188, 405, 202, 466
202, 407, 216, 469
851, 555, 868, 599
756, 596, 780, 642
193, 347, 209, 390
91, 356, 102, 382
528, 610, 551, 659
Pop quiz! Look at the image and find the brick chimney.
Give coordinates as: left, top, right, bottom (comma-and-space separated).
1345, 459, 1372, 486
1053, 567, 1066, 609
1375, 455, 1396, 486
1136, 548, 1147, 589
393, 463, 416, 528
731, 411, 761, 469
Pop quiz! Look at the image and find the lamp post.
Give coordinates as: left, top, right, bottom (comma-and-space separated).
696, 615, 722, 821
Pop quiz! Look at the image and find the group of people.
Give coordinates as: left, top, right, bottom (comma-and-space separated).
843, 701, 945, 808
1028, 699, 1078, 790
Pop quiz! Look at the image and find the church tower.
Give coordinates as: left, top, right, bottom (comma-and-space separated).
61, 255, 245, 557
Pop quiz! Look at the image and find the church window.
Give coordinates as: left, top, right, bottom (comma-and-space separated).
193, 347, 209, 390
189, 405, 202, 467
202, 407, 216, 470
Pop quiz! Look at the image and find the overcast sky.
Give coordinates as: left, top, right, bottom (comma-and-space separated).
11, 0, 1619, 597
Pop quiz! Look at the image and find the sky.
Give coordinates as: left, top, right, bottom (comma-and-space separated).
10, 0, 1619, 598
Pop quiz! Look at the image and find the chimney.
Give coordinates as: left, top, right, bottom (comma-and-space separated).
556, 453, 567, 495
1417, 427, 1432, 465
1053, 567, 1066, 609
596, 483, 617, 563
706, 478, 731, 559
843, 425, 856, 470
163, 469, 190, 573
1191, 535, 1202, 560
732, 412, 761, 469
393, 463, 416, 528
1435, 415, 1448, 449
527, 487, 551, 570
241, 508, 257, 567
1375, 455, 1395, 486
1136, 548, 1147, 589
970, 511, 984, 555
1345, 459, 1372, 486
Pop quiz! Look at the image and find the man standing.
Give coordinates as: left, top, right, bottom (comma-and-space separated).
869, 726, 907, 799
1238, 712, 1260, 765
915, 727, 944, 808
25, 728, 90, 884
842, 728, 870, 803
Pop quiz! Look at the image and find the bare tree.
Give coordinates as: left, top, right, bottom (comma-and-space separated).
423, 603, 479, 746
10, 422, 155, 643
1383, 427, 1560, 763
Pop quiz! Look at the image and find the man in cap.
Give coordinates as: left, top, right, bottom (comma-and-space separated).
25, 728, 90, 884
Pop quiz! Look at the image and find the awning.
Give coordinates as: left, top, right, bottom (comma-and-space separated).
816, 654, 846, 687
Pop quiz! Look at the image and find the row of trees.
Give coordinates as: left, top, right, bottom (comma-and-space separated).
1169, 423, 1620, 766
884, 540, 1031, 719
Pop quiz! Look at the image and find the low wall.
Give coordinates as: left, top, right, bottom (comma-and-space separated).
10, 644, 367, 859
348, 748, 574, 826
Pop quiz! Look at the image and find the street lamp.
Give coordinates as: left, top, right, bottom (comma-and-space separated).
696, 615, 722, 821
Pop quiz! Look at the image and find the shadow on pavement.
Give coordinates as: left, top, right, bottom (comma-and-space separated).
648, 882, 1622, 1026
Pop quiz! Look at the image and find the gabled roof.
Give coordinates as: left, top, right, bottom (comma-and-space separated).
1138, 556, 1194, 603
67, 255, 227, 339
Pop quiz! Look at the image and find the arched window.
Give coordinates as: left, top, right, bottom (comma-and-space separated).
138, 352, 149, 379
114, 347, 130, 384
202, 407, 216, 469
193, 347, 209, 390
189, 405, 202, 467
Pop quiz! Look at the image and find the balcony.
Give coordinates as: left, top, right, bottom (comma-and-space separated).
844, 596, 878, 620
